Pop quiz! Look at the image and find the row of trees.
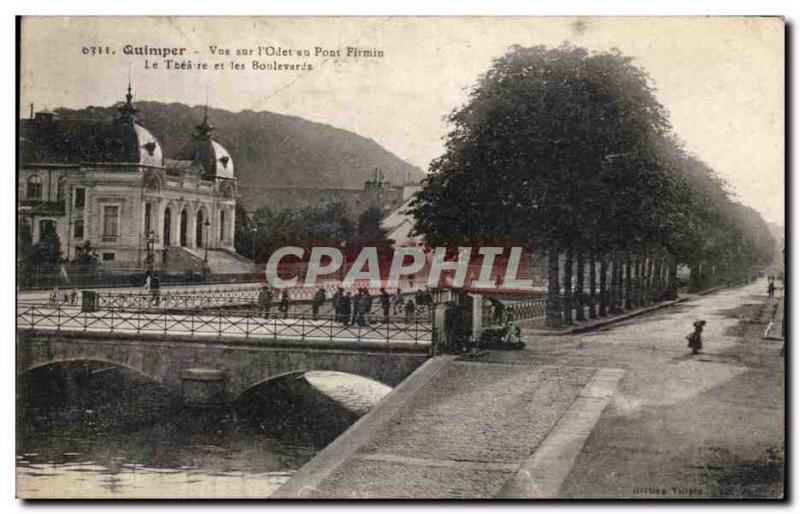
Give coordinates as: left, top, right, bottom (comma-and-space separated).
409, 44, 777, 327
234, 202, 394, 266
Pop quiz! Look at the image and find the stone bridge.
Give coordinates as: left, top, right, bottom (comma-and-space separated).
17, 329, 430, 407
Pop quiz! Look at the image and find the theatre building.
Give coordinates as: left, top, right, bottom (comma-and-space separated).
18, 84, 252, 274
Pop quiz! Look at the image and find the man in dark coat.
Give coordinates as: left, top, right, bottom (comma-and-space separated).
311, 288, 326, 319
278, 290, 290, 317
380, 288, 391, 323
332, 287, 343, 322
258, 284, 273, 317
341, 292, 352, 326
405, 298, 416, 323
359, 288, 372, 326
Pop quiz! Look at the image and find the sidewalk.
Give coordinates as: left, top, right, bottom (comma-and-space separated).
275, 357, 618, 498
520, 297, 688, 336
520, 286, 727, 336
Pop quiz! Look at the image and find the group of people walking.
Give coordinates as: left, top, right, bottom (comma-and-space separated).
331, 287, 376, 326
253, 284, 434, 326
257, 285, 290, 317
767, 275, 780, 299
50, 287, 79, 305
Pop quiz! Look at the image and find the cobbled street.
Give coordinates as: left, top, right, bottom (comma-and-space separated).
279, 279, 784, 499
522, 279, 785, 499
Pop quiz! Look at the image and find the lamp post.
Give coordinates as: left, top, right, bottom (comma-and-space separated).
203, 219, 211, 278
145, 231, 155, 275
251, 225, 257, 262
339, 240, 348, 283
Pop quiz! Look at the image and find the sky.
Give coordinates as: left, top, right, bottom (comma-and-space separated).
19, 16, 785, 225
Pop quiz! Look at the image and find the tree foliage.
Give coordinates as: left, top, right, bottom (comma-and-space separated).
234, 201, 394, 264
409, 44, 778, 323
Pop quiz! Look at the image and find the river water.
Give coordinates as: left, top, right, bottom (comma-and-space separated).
17, 366, 390, 499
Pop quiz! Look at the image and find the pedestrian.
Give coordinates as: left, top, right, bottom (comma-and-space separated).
70, 289, 78, 305
358, 289, 371, 326
488, 297, 505, 325
278, 290, 290, 317
341, 292, 352, 326
50, 286, 59, 305
312, 287, 326, 319
350, 289, 361, 326
143, 273, 151, 292
405, 298, 416, 323
393, 288, 404, 314
258, 284, 273, 317
380, 288, 391, 323
332, 287, 343, 321
151, 274, 160, 306
685, 320, 706, 355
768, 280, 776, 300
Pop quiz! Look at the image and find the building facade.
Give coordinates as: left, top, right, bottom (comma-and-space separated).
18, 85, 246, 273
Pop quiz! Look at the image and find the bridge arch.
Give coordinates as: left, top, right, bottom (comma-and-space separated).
20, 357, 165, 387
233, 369, 392, 405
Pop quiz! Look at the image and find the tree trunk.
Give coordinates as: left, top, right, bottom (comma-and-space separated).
638, 255, 644, 304
633, 256, 641, 308
589, 251, 597, 319
624, 253, 632, 310
546, 244, 562, 328
610, 256, 620, 314
648, 254, 657, 303
668, 256, 679, 299
689, 263, 700, 292
563, 247, 574, 325
575, 250, 585, 321
599, 256, 608, 317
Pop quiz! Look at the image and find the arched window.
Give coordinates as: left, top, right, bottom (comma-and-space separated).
26, 175, 43, 200
195, 209, 205, 249
219, 209, 226, 242
163, 208, 172, 246
180, 209, 188, 247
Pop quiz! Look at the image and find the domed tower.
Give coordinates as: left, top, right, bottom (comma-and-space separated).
109, 82, 164, 167
178, 106, 234, 180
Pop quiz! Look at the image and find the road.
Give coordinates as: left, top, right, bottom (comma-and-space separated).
277, 279, 784, 499
517, 279, 785, 498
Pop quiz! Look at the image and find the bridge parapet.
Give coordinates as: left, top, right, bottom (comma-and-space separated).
17, 329, 430, 408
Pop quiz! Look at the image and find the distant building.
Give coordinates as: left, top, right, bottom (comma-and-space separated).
18, 84, 251, 273
381, 183, 423, 247
242, 168, 414, 216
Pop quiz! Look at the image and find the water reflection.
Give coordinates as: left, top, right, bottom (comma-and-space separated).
17, 425, 315, 498
17, 364, 387, 499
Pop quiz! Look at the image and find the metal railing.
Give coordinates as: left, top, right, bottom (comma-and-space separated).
92, 282, 431, 314
98, 289, 261, 310
18, 266, 262, 290
505, 297, 549, 321
16, 303, 433, 345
